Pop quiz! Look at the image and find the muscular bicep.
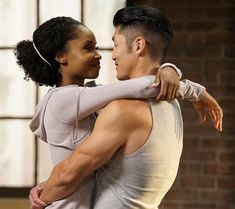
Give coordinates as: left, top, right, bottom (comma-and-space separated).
40, 101, 140, 204
69, 102, 129, 177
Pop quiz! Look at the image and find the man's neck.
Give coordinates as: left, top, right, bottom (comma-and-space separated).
129, 59, 161, 79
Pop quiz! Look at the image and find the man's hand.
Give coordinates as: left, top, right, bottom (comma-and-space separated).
153, 66, 180, 101
29, 183, 47, 209
192, 91, 223, 131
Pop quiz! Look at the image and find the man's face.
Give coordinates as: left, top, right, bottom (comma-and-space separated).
112, 27, 137, 80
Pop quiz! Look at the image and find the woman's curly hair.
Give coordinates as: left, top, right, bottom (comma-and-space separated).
14, 16, 84, 86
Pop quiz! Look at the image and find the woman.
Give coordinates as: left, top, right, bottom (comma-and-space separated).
15, 17, 221, 209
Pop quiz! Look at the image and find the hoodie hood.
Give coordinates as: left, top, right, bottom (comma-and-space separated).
29, 88, 58, 142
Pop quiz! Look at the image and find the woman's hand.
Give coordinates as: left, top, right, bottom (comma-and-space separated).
153, 66, 180, 101
192, 91, 223, 131
29, 182, 47, 209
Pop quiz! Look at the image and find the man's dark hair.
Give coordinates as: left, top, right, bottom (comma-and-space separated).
113, 5, 173, 61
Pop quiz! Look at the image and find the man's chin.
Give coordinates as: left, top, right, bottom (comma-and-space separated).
116, 74, 127, 81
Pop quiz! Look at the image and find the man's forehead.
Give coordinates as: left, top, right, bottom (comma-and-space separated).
112, 28, 118, 41
112, 27, 123, 41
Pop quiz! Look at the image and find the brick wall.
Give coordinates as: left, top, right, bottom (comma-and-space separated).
127, 0, 235, 208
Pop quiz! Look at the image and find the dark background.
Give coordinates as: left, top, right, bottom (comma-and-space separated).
127, 0, 235, 209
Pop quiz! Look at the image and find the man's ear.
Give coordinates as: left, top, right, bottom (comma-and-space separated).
55, 52, 67, 64
133, 37, 146, 55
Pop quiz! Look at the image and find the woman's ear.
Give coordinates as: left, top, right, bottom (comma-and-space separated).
55, 52, 67, 64
133, 37, 146, 55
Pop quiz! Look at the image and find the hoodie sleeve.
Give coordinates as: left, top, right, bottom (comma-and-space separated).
48, 77, 206, 124
49, 76, 158, 123
178, 79, 206, 101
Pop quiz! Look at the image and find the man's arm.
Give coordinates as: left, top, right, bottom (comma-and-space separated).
39, 101, 134, 205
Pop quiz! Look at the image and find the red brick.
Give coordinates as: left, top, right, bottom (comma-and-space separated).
185, 46, 222, 58
167, 47, 186, 58
218, 177, 235, 189
180, 110, 199, 122
171, 33, 189, 46
222, 20, 235, 32
223, 112, 235, 124
171, 21, 186, 31
220, 98, 235, 110
201, 190, 232, 202
183, 123, 220, 137
186, 21, 220, 32
151, 0, 187, 6
204, 163, 235, 175
223, 0, 235, 5
205, 71, 219, 83
182, 203, 216, 209
184, 138, 200, 148
205, 60, 235, 72
182, 175, 215, 187
165, 189, 199, 201
221, 72, 235, 83
167, 9, 192, 20
206, 7, 235, 18
160, 203, 180, 209
220, 151, 235, 162
225, 46, 235, 58
206, 32, 235, 45
168, 8, 207, 20
221, 127, 235, 137
201, 139, 235, 149
187, 0, 223, 6
188, 33, 206, 45
205, 85, 235, 97
126, 1, 235, 209
179, 163, 203, 174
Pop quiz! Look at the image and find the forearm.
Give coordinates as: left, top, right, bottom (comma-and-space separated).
78, 76, 158, 119
39, 161, 77, 204
179, 79, 206, 101
39, 151, 101, 204
40, 157, 85, 204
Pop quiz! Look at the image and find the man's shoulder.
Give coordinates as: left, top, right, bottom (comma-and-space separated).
102, 99, 150, 126
106, 99, 148, 113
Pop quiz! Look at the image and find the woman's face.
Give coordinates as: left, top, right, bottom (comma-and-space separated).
59, 25, 101, 85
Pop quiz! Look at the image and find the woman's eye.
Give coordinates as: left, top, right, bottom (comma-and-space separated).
85, 44, 93, 51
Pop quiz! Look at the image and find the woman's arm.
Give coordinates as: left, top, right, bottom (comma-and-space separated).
178, 79, 206, 101
178, 79, 223, 131
78, 76, 158, 120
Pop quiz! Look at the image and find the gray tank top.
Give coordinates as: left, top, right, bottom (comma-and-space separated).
93, 99, 183, 209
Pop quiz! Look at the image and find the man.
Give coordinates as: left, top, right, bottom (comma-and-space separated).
31, 6, 223, 209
